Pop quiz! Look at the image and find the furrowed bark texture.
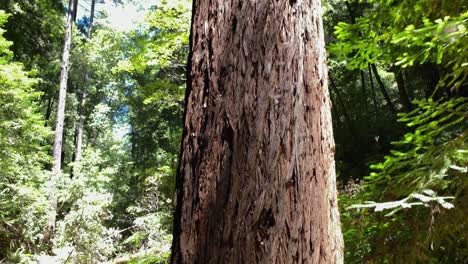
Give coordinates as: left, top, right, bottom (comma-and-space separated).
172, 0, 343, 263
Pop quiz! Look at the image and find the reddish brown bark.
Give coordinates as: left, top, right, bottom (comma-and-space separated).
172, 0, 343, 263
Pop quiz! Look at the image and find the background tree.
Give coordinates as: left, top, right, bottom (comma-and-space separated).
44, 0, 78, 244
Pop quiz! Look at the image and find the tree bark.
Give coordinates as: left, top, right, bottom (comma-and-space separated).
370, 64, 396, 114
171, 1, 343, 263
44, 0, 77, 244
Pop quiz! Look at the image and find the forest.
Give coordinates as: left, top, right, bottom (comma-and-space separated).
0, 0, 466, 263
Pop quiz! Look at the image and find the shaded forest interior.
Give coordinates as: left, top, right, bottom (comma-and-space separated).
0, 0, 466, 263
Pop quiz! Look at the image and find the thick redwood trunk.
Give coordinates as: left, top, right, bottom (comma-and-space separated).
172, 0, 343, 263
44, 0, 76, 243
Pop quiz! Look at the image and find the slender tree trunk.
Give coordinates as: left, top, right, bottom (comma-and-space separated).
367, 64, 378, 117
72, 0, 78, 21
346, 2, 369, 118
171, 1, 343, 263
88, 0, 96, 39
44, 95, 54, 127
420, 63, 442, 99
74, 92, 86, 162
360, 70, 368, 113
329, 75, 355, 139
331, 97, 342, 130
370, 64, 396, 114
73, 0, 95, 170
394, 68, 413, 112
44, 0, 77, 244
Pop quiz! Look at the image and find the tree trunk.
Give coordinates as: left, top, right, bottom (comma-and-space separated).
370, 64, 396, 114
72, 0, 78, 21
329, 75, 356, 140
74, 92, 86, 163
44, 0, 77, 244
88, 0, 96, 39
331, 94, 343, 130
44, 94, 54, 127
73, 0, 95, 171
171, 1, 343, 263
367, 64, 378, 117
360, 70, 368, 113
394, 68, 413, 112
419, 63, 442, 99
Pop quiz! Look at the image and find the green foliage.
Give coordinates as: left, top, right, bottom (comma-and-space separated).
127, 253, 170, 264
368, 98, 466, 197
0, 0, 191, 260
329, 0, 467, 96
392, 12, 468, 91
330, 0, 466, 69
46, 1, 189, 262
55, 148, 117, 263
341, 98, 467, 263
143, 0, 191, 69
122, 211, 172, 263
0, 0, 65, 115
327, 0, 467, 262
0, 9, 51, 260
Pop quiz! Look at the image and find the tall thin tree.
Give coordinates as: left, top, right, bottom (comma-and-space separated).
393, 67, 413, 112
172, 0, 344, 262
44, 0, 77, 243
370, 64, 396, 114
74, 0, 95, 169
368, 63, 378, 118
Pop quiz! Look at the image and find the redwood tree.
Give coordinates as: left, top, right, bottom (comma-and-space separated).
172, 0, 344, 263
